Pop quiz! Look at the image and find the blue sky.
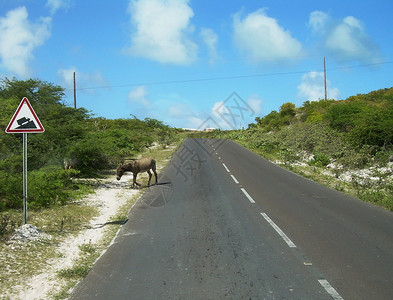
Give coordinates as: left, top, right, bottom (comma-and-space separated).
1, 0, 392, 129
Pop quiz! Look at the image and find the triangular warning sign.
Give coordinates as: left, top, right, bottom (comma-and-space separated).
5, 97, 45, 133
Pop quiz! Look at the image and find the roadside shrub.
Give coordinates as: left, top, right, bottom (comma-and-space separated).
308, 152, 330, 167
373, 148, 393, 166
350, 107, 393, 147
337, 145, 374, 168
325, 102, 366, 132
356, 186, 393, 211
0, 213, 22, 239
66, 139, 109, 176
28, 169, 80, 208
0, 171, 22, 211
0, 169, 79, 211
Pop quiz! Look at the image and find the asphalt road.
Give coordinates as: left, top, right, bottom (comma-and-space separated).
71, 138, 393, 300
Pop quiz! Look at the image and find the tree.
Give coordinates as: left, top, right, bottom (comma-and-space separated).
0, 77, 65, 106
279, 102, 296, 117
325, 102, 367, 132
0, 78, 90, 170
351, 105, 393, 147
300, 99, 335, 123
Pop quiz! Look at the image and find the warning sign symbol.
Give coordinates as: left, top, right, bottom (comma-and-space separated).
16, 117, 37, 129
5, 97, 45, 133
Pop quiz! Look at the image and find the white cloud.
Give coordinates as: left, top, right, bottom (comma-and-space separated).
209, 101, 234, 129
200, 27, 218, 63
211, 101, 225, 119
162, 101, 208, 129
57, 66, 108, 92
297, 71, 340, 101
126, 0, 198, 65
326, 17, 379, 62
128, 86, 151, 108
233, 8, 303, 63
142, 93, 261, 130
167, 102, 190, 118
46, 0, 71, 15
188, 116, 206, 128
247, 95, 263, 115
309, 11, 329, 34
57, 66, 77, 87
0, 7, 51, 78
309, 11, 381, 64
211, 93, 261, 129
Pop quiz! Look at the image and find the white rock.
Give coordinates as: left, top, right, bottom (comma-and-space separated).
11, 224, 51, 242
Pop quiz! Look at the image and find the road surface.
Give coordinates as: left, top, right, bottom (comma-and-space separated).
71, 138, 393, 299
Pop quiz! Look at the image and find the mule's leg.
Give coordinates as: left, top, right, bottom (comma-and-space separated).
147, 170, 152, 187
153, 168, 158, 185
133, 173, 141, 189
131, 173, 136, 188
151, 163, 158, 185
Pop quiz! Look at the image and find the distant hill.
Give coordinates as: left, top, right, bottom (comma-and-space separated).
251, 87, 393, 148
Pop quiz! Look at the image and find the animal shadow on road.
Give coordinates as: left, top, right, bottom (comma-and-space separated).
88, 219, 129, 229
139, 175, 174, 208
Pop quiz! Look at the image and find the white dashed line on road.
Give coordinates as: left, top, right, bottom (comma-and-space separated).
222, 163, 230, 172
230, 174, 239, 184
260, 213, 296, 248
318, 280, 344, 300
241, 188, 255, 203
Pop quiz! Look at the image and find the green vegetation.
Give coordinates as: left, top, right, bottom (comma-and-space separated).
0, 77, 182, 298
0, 137, 180, 299
211, 87, 393, 211
0, 77, 180, 214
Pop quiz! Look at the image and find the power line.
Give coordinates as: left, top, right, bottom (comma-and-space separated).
66, 60, 393, 92
327, 61, 393, 71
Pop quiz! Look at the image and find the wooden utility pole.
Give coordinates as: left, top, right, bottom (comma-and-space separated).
73, 71, 77, 109
324, 57, 327, 101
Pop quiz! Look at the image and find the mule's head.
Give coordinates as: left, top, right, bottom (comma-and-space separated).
116, 163, 125, 181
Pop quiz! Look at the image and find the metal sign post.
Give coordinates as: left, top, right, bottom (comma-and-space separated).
23, 133, 28, 224
5, 97, 45, 224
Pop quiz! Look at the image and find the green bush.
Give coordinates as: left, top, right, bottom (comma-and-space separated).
0, 171, 22, 211
350, 106, 393, 147
325, 102, 367, 132
66, 139, 109, 176
28, 169, 80, 209
308, 152, 331, 167
0, 169, 79, 211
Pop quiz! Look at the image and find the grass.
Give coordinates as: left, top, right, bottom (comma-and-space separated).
0, 204, 97, 298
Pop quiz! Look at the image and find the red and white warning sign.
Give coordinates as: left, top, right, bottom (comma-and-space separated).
5, 97, 45, 133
